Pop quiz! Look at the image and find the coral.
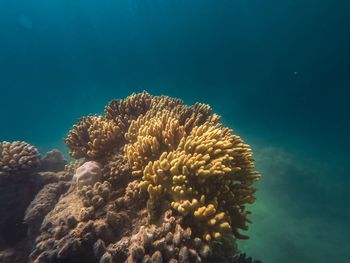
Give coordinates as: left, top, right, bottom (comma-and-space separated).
0, 149, 72, 263
24, 182, 70, 238
79, 181, 112, 213
19, 92, 261, 263
102, 153, 131, 186
65, 116, 122, 159
125, 110, 186, 177
0, 141, 40, 175
124, 102, 217, 144
64, 159, 84, 176
125, 209, 211, 263
124, 103, 219, 177
125, 108, 259, 240
105, 91, 184, 134
105, 91, 154, 133
73, 161, 102, 189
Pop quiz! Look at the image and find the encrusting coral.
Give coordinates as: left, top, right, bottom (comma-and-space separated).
0, 141, 41, 175
1, 92, 261, 263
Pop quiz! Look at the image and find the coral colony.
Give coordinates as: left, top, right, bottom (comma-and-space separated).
0, 92, 261, 263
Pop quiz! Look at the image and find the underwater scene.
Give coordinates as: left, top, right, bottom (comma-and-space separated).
0, 1, 349, 263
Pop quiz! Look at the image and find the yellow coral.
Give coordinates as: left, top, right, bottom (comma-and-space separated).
129, 118, 260, 241
64, 92, 260, 242
124, 101, 219, 175
125, 110, 186, 176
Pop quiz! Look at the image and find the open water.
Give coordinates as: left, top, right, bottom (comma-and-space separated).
1, 1, 349, 262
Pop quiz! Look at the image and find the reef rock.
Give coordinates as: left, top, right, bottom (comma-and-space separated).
73, 161, 102, 189
232, 253, 262, 263
0, 143, 73, 263
39, 149, 67, 172
0, 171, 39, 248
24, 181, 70, 239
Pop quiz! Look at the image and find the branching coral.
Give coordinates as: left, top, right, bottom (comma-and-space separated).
128, 118, 260, 240
126, 209, 212, 263
124, 101, 219, 178
102, 153, 131, 186
52, 91, 261, 263
65, 115, 122, 159
0, 141, 40, 175
105, 91, 184, 134
105, 91, 154, 127
125, 102, 218, 144
125, 110, 186, 177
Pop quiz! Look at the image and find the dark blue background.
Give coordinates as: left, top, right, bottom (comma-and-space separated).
0, 1, 349, 262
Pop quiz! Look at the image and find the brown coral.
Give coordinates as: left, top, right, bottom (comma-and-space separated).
105, 91, 184, 135
0, 141, 40, 175
126, 210, 210, 263
105, 91, 154, 126
65, 115, 122, 159
102, 153, 131, 186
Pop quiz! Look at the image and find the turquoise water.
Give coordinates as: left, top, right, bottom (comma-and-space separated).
1, 1, 349, 262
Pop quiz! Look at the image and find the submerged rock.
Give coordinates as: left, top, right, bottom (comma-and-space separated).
24, 182, 70, 239
39, 150, 67, 172
0, 144, 73, 263
0, 168, 41, 248
73, 161, 102, 189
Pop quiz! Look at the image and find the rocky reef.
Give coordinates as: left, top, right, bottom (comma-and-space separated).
0, 92, 261, 263
0, 142, 69, 263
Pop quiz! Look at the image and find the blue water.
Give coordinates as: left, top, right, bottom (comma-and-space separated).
1, 1, 349, 262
